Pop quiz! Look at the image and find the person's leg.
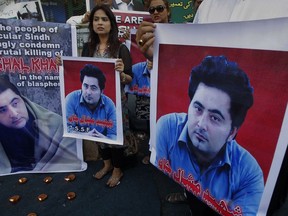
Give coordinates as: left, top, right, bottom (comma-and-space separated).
106, 148, 124, 187
93, 147, 113, 179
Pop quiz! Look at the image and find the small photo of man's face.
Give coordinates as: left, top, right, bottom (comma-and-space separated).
82, 76, 102, 106
187, 83, 233, 157
0, 89, 29, 129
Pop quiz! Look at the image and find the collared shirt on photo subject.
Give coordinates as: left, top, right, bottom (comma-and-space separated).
66, 90, 117, 140
155, 113, 264, 215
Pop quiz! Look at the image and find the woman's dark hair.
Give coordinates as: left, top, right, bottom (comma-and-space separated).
188, 55, 254, 128
87, 4, 121, 58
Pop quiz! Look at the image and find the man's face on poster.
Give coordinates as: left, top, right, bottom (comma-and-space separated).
187, 83, 236, 158
0, 89, 29, 129
82, 76, 102, 107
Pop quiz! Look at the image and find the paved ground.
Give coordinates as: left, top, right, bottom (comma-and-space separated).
0, 152, 191, 216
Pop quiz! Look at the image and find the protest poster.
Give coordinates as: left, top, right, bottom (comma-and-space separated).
59, 57, 124, 145
0, 0, 45, 21
0, 18, 86, 175
168, 0, 199, 23
150, 19, 288, 215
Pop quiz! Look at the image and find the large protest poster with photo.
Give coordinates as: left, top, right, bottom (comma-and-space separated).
59, 57, 123, 145
0, 0, 45, 21
150, 19, 288, 215
0, 18, 87, 176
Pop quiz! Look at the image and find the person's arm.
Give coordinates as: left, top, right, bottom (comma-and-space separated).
66, 15, 85, 25
66, 11, 91, 25
115, 59, 132, 84
117, 44, 133, 84
135, 21, 156, 61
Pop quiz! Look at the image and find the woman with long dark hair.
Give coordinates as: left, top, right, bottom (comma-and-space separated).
82, 5, 133, 188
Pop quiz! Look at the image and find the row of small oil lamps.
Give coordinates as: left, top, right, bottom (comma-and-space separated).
9, 174, 77, 216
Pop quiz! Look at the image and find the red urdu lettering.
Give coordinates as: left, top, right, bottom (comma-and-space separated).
173, 169, 201, 197
202, 190, 242, 216
158, 159, 173, 175
0, 57, 30, 73
68, 115, 79, 123
157, 157, 243, 216
95, 120, 114, 128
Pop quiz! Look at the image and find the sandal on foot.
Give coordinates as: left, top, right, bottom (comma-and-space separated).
93, 167, 113, 180
106, 173, 123, 188
165, 193, 187, 204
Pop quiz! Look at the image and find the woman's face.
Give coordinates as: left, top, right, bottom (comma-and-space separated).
92, 9, 111, 36
148, 0, 169, 23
